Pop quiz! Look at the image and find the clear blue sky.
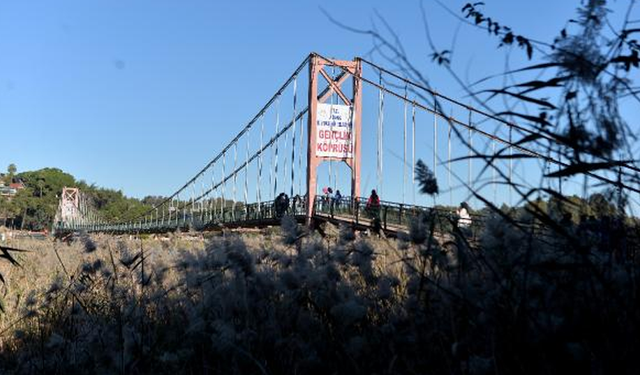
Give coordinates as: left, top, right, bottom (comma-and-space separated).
0, 0, 636, 204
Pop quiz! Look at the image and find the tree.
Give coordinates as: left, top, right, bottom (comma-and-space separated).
7, 163, 16, 176
0, 197, 11, 226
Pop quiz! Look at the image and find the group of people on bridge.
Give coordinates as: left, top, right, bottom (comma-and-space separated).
321, 187, 343, 212
273, 187, 472, 232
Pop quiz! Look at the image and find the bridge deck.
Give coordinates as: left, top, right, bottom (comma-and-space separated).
53, 196, 482, 238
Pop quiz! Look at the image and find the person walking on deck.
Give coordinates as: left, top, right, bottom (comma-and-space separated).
457, 202, 472, 228
333, 189, 342, 211
366, 189, 381, 219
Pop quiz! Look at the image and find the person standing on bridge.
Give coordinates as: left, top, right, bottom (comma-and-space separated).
366, 189, 381, 219
284, 193, 290, 215
457, 202, 472, 228
292, 194, 302, 214
326, 188, 334, 214
333, 189, 342, 211
275, 193, 286, 218
320, 187, 329, 211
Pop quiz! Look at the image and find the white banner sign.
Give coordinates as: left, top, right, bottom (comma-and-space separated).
315, 103, 353, 158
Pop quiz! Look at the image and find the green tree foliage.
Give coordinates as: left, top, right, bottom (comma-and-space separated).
87, 188, 150, 222
6, 163, 16, 176
1, 163, 17, 185
141, 195, 165, 207
517, 192, 621, 225
0, 168, 156, 230
1, 168, 75, 230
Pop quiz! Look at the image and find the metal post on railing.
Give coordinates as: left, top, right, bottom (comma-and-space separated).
183, 205, 187, 224
383, 206, 388, 230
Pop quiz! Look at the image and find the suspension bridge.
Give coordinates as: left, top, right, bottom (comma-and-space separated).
52, 53, 637, 237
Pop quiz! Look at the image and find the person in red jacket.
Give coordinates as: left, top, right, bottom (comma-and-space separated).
366, 189, 381, 218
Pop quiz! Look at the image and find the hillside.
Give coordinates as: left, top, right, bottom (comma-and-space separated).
0, 166, 154, 231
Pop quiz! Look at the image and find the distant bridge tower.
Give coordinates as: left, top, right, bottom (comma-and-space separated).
306, 55, 362, 221
60, 187, 80, 223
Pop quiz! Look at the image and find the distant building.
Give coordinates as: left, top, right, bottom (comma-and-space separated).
0, 178, 24, 197
0, 186, 17, 197
9, 181, 24, 190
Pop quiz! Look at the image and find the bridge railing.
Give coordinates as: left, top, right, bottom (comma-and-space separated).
55, 194, 556, 242
54, 196, 311, 235
311, 196, 487, 234
56, 194, 500, 238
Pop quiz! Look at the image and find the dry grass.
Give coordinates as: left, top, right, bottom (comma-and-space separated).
0, 216, 637, 374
